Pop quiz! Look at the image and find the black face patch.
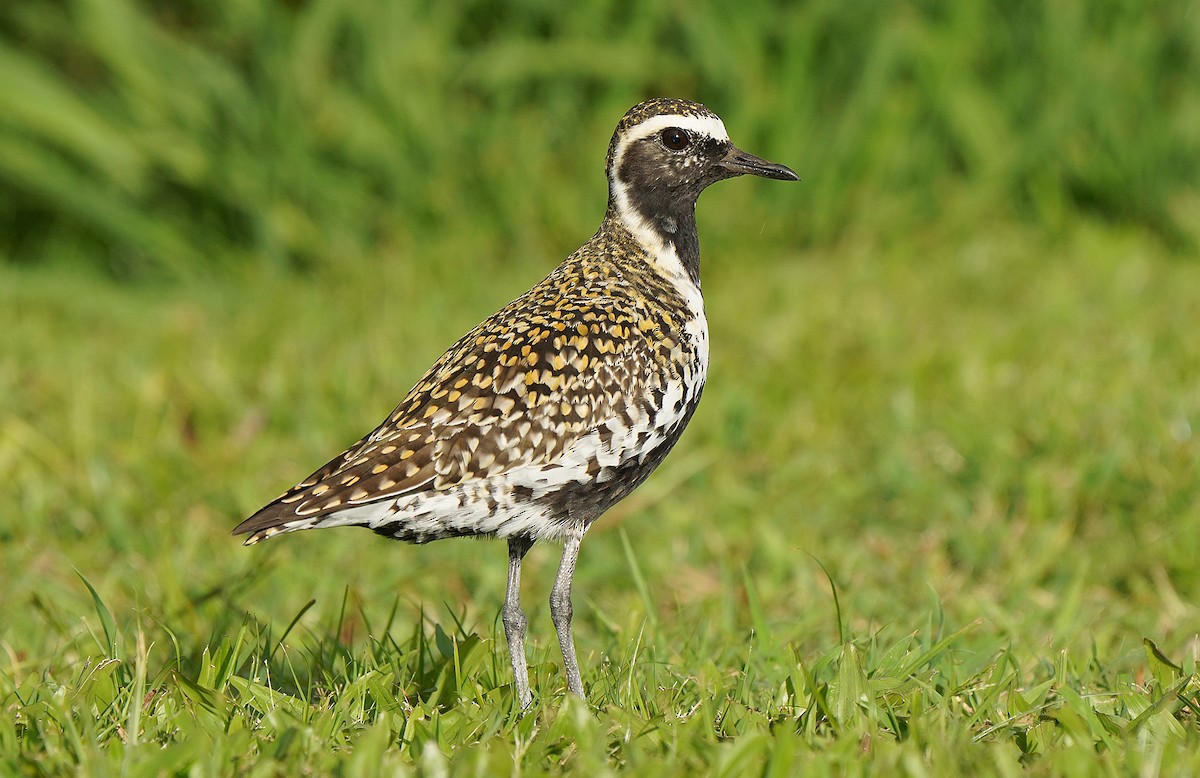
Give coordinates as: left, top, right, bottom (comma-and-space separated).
612, 131, 732, 285
618, 134, 732, 225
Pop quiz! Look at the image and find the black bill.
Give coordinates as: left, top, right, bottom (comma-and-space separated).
719, 147, 800, 181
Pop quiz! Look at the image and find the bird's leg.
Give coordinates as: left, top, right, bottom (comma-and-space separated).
550, 523, 586, 700
503, 536, 533, 708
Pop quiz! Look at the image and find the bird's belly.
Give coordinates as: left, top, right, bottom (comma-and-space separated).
335, 320, 709, 544
505, 316, 709, 536
500, 366, 707, 534
336, 371, 706, 544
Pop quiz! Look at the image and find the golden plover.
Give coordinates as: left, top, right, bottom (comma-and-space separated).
235, 98, 798, 707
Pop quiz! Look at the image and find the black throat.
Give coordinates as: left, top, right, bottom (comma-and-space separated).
607, 186, 703, 288
655, 207, 701, 287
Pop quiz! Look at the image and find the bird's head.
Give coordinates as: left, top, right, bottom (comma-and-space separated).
605, 98, 798, 248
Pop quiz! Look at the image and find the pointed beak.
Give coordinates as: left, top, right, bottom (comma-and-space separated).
719, 146, 800, 181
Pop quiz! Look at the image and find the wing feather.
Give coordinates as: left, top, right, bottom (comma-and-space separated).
233, 289, 657, 540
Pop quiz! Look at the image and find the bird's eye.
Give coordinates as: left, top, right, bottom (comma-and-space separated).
660, 128, 690, 151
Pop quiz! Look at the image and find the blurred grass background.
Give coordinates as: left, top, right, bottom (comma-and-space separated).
2, 0, 1197, 278
3, 0, 1200, 773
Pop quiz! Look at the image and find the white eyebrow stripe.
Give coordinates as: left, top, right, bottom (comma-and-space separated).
622, 114, 730, 144
607, 113, 731, 183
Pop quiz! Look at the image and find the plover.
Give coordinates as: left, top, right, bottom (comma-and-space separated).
235, 98, 798, 707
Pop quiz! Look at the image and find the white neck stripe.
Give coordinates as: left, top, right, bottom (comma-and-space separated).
610, 175, 665, 256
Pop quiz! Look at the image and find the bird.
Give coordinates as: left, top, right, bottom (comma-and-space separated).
234, 98, 798, 708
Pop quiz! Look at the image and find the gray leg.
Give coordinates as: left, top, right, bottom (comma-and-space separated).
502, 536, 533, 708
549, 524, 586, 700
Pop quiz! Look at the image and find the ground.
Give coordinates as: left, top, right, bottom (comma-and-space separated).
3, 216, 1199, 774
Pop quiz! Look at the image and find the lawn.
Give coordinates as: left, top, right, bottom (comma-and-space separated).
5, 217, 1200, 774
2, 0, 1200, 774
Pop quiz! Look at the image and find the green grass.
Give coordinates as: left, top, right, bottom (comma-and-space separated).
4, 218, 1200, 774
3, 0, 1200, 773
2, 0, 1197, 278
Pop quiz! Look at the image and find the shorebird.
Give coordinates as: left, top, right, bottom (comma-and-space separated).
235, 98, 798, 707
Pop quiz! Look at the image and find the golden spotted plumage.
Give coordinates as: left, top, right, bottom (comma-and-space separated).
239, 210, 702, 540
